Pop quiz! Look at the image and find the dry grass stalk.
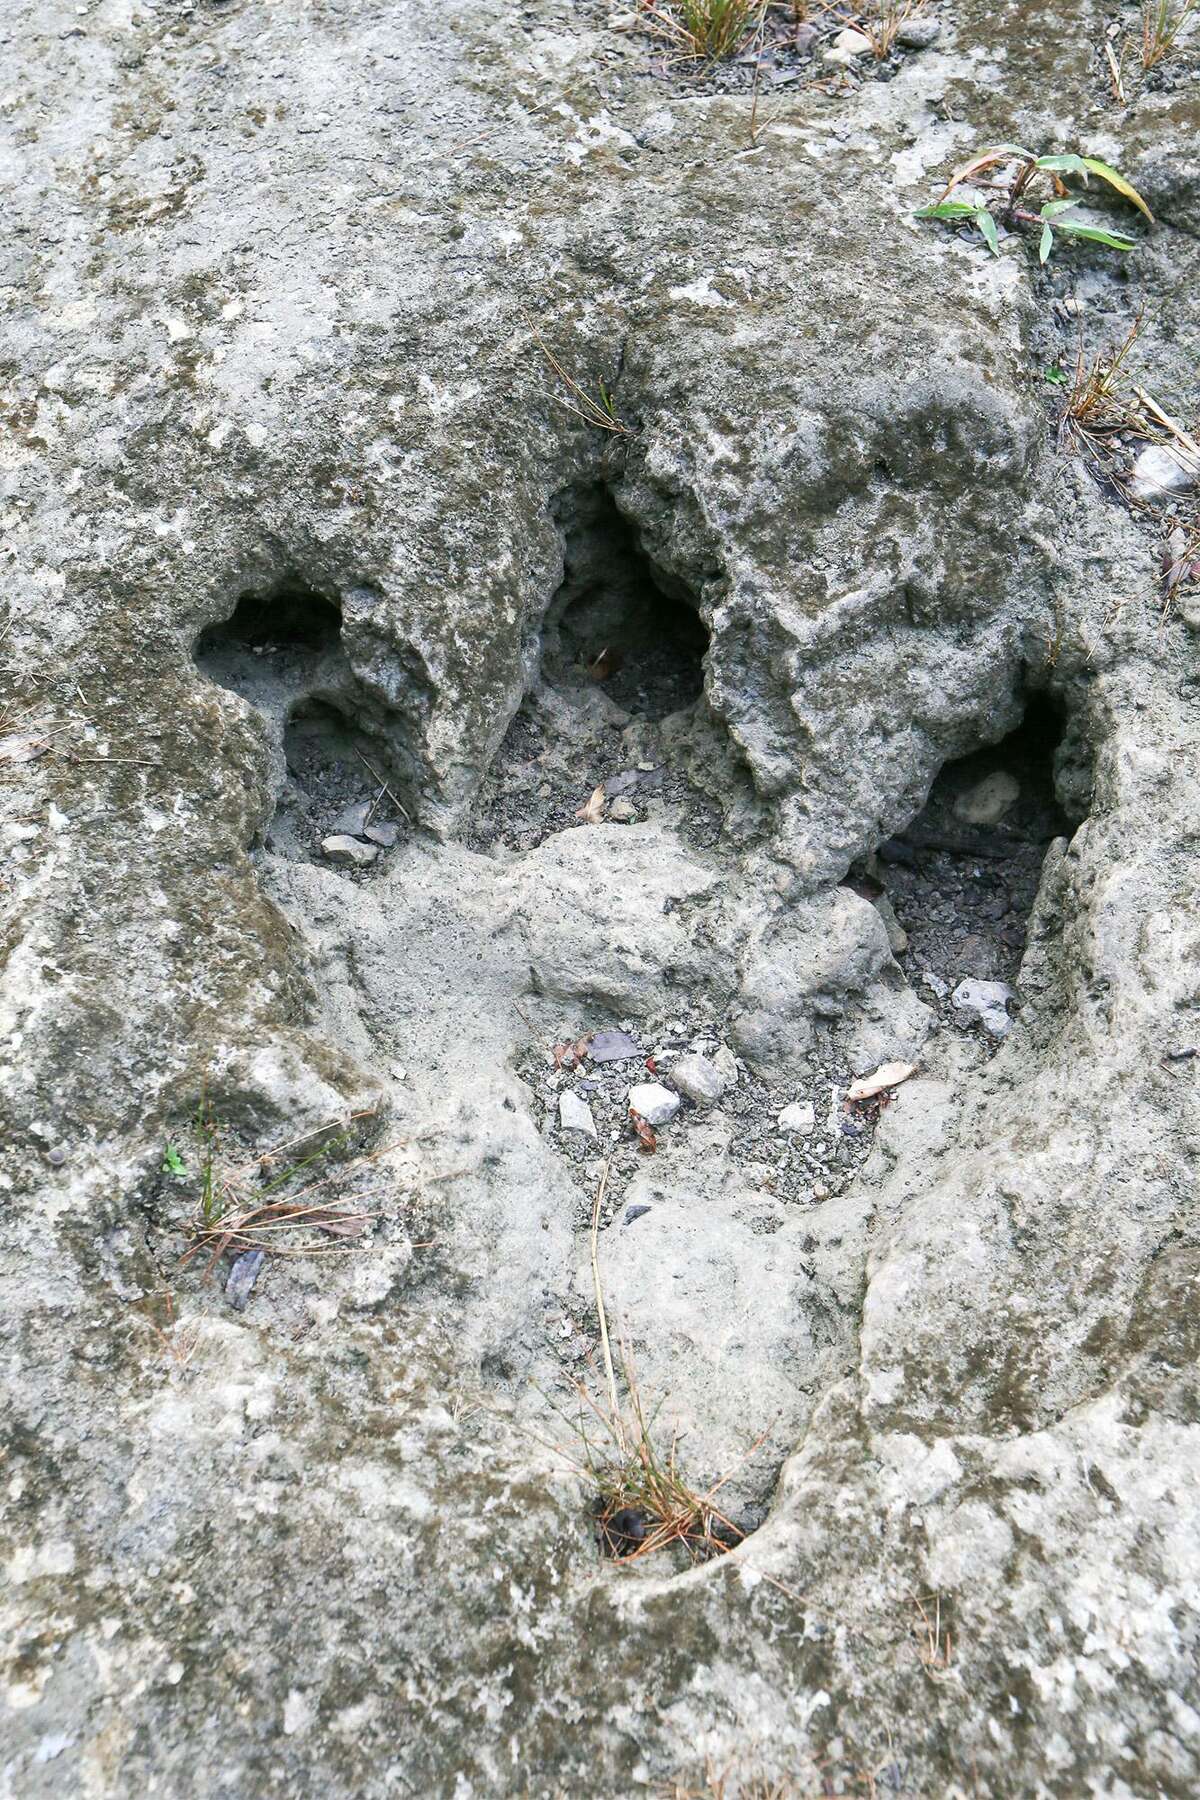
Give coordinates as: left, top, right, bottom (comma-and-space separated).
145, 1292, 201, 1370
638, 0, 764, 59
912, 1589, 958, 1683
1105, 35, 1127, 103
665, 1759, 801, 1799
857, 0, 927, 58
530, 324, 632, 435
542, 1159, 767, 1563
1059, 314, 1145, 458
355, 748, 411, 823
580, 1346, 759, 1561
179, 1106, 397, 1276
590, 1159, 625, 1450
1141, 0, 1198, 68
1129, 384, 1200, 470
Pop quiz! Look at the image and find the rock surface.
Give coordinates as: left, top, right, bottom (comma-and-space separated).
1, 0, 1198, 1795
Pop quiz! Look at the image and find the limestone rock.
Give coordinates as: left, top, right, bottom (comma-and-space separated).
824, 26, 873, 62
2, 0, 1198, 1793
778, 1101, 816, 1135
558, 1090, 597, 1138
1127, 444, 1198, 502
954, 771, 1020, 825
321, 835, 380, 867
627, 1082, 681, 1126
669, 1052, 724, 1106
952, 977, 1016, 1037
896, 14, 942, 47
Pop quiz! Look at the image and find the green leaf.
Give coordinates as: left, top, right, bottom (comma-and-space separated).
1039, 222, 1054, 263
915, 200, 981, 220
976, 208, 1000, 256
163, 1143, 187, 1177
1036, 152, 1091, 176
1080, 156, 1154, 222
1039, 199, 1078, 219
1053, 220, 1137, 251
1043, 366, 1068, 385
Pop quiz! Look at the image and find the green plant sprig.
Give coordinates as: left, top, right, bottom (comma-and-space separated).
916, 144, 1153, 263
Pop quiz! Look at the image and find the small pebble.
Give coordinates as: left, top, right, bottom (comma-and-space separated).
627, 1082, 680, 1127
952, 977, 1016, 1037
608, 797, 637, 823
712, 1045, 739, 1089
591, 1028, 641, 1063
322, 835, 379, 867
896, 14, 941, 47
226, 1249, 265, 1312
824, 25, 872, 62
559, 1091, 598, 1138
1128, 444, 1197, 504
364, 820, 400, 848
778, 1101, 816, 1136
670, 1053, 724, 1107
954, 772, 1019, 827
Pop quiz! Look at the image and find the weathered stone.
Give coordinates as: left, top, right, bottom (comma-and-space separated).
824, 26, 873, 62
589, 1028, 641, 1063
321, 835, 380, 867
668, 1052, 724, 1107
331, 801, 371, 837
627, 1082, 681, 1126
364, 820, 401, 848
225, 1249, 265, 1311
896, 14, 942, 47
872, 891, 909, 954
952, 977, 1016, 1036
1127, 443, 1197, 502
954, 771, 1020, 826
558, 1090, 597, 1138
778, 1101, 816, 1135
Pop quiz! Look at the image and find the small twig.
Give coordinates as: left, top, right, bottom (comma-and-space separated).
528, 321, 633, 436
590, 1158, 625, 1453
1105, 37, 1127, 103
354, 749, 411, 823
363, 779, 388, 828
1129, 386, 1200, 467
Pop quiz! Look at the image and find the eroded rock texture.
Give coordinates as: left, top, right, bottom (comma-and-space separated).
2, 0, 1199, 1793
